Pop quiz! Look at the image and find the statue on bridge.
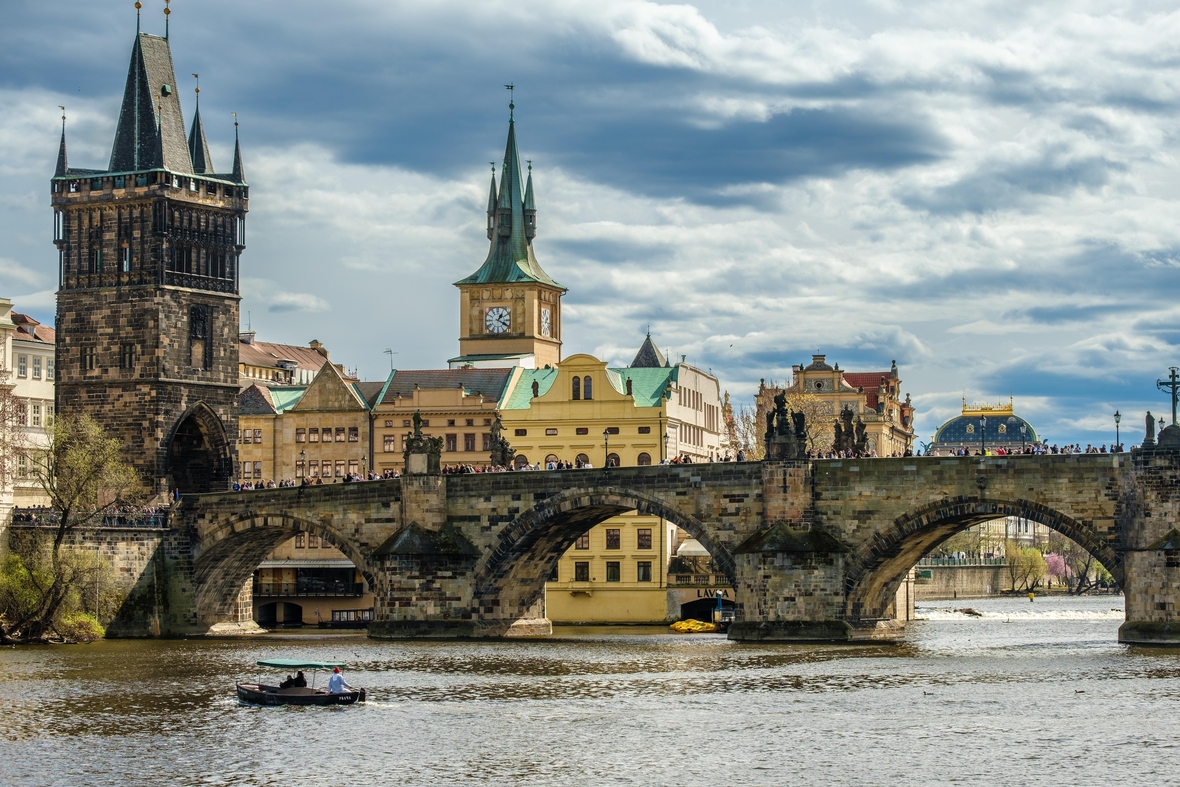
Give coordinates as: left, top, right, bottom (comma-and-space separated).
489, 416, 516, 468
764, 391, 806, 460
403, 410, 444, 475
834, 407, 856, 454
854, 417, 868, 455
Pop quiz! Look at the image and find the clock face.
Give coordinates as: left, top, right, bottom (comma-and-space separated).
541, 308, 552, 337
485, 307, 511, 334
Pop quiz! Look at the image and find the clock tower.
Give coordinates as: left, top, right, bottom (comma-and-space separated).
451, 106, 565, 369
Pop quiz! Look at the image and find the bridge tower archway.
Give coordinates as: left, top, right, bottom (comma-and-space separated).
843, 497, 1124, 622
192, 515, 377, 629
167, 403, 233, 494
474, 487, 734, 627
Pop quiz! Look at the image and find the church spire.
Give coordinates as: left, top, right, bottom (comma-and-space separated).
230, 115, 246, 184
523, 160, 536, 241
187, 75, 213, 174
54, 107, 69, 178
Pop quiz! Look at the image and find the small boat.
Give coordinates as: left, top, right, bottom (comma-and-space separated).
237, 659, 366, 706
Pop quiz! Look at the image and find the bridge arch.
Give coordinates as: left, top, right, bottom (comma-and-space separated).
192, 514, 377, 627
167, 402, 233, 494
474, 486, 734, 623
843, 496, 1124, 622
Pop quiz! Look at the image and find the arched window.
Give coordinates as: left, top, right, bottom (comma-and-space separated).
514, 455, 530, 470
607, 452, 620, 467
583, 376, 593, 400
637, 452, 652, 466
572, 376, 580, 400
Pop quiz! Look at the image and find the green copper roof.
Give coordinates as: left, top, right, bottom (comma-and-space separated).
500, 366, 675, 410
608, 367, 676, 408
456, 118, 563, 289
501, 368, 559, 410
269, 387, 307, 414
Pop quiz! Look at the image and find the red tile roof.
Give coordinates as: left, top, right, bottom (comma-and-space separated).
239, 337, 328, 372
10, 312, 55, 344
842, 372, 891, 409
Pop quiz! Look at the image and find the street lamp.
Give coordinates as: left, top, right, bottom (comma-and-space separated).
1020, 425, 1027, 452
603, 428, 611, 468
1114, 410, 1121, 452
300, 449, 306, 480
980, 416, 987, 456
663, 432, 670, 463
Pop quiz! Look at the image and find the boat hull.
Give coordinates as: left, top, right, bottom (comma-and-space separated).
236, 683, 366, 706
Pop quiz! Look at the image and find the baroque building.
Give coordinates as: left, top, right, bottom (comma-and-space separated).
0, 301, 56, 509
51, 16, 246, 493
758, 354, 915, 457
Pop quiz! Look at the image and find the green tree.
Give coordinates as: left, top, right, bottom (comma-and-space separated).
1, 414, 141, 642
1005, 541, 1048, 591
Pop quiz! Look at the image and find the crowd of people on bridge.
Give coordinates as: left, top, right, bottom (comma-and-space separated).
926, 442, 1124, 457
10, 504, 169, 527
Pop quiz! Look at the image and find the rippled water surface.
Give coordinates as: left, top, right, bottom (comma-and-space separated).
3, 596, 1179, 786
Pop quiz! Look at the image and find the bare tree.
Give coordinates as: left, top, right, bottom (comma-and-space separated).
733, 404, 765, 460
3, 414, 141, 641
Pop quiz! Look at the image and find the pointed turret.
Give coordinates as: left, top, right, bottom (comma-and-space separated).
631, 332, 669, 369
54, 122, 69, 178
109, 32, 193, 173
188, 100, 213, 174
485, 169, 498, 240
230, 123, 246, 184
456, 110, 562, 289
523, 163, 536, 241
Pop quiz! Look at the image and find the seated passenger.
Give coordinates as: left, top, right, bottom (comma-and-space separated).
279, 674, 295, 689
292, 671, 307, 688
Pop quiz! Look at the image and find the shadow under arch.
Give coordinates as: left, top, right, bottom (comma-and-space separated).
474, 486, 734, 621
192, 514, 377, 626
843, 496, 1125, 622
167, 402, 233, 493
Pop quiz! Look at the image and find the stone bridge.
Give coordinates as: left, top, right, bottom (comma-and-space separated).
18, 450, 1180, 644
172, 449, 1180, 644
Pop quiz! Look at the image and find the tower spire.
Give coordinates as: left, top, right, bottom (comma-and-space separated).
55, 106, 69, 178
231, 113, 246, 184
485, 162, 498, 240
187, 74, 213, 173
135, 1, 141, 34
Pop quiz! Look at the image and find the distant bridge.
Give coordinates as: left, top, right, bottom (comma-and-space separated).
12, 450, 1180, 644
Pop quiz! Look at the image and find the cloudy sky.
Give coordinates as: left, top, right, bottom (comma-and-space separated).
2, 0, 1178, 446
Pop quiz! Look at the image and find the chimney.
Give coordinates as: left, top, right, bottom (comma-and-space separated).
309, 339, 328, 358
239, 330, 256, 345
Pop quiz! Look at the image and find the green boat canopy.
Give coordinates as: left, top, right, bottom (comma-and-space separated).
256, 659, 347, 670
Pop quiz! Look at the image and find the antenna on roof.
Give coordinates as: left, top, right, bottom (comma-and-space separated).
384, 348, 398, 371
247, 311, 251, 331
164, 0, 171, 40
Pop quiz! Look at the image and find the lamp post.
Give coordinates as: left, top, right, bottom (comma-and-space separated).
1114, 410, 1121, 452
663, 432, 670, 463
1020, 425, 1027, 452
980, 416, 987, 456
300, 449, 306, 481
361, 456, 367, 479
603, 429, 611, 468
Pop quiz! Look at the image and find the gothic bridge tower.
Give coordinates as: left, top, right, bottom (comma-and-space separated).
451, 102, 566, 369
51, 11, 245, 493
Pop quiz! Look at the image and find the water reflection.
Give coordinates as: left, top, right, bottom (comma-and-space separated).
4, 596, 1180, 786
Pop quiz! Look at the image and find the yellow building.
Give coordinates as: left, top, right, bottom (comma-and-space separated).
371, 368, 515, 475
500, 348, 725, 624
237, 360, 375, 484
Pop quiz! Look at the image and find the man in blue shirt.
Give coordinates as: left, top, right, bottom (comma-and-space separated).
327, 667, 354, 694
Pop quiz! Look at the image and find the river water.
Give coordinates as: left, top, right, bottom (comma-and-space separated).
2, 595, 1178, 786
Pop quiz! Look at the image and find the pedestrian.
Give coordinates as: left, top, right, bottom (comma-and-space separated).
327, 666, 354, 694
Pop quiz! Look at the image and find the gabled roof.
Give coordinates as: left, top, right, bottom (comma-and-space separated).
842, 371, 892, 409
501, 367, 559, 410
608, 367, 676, 408
378, 368, 515, 405
239, 383, 277, 415
630, 333, 668, 368
10, 312, 55, 344
291, 361, 369, 412
109, 33, 193, 174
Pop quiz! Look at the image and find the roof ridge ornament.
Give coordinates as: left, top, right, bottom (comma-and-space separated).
164, 0, 170, 40
505, 83, 514, 119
